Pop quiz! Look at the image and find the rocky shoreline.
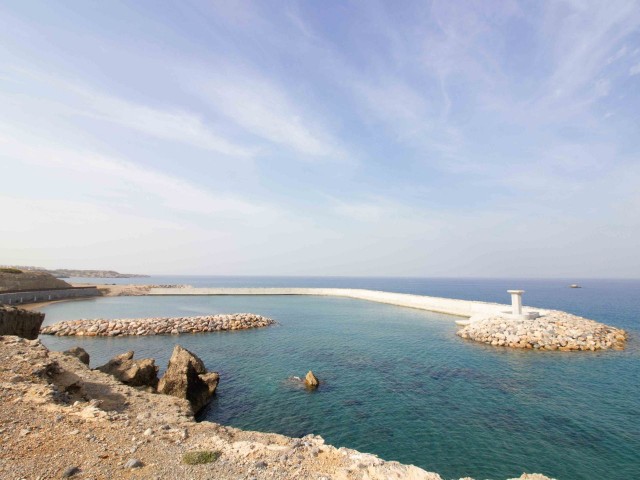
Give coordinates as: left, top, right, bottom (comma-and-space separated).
40, 313, 276, 336
457, 310, 627, 351
0, 335, 554, 480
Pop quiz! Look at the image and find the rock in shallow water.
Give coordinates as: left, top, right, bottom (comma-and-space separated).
157, 345, 219, 414
305, 370, 320, 389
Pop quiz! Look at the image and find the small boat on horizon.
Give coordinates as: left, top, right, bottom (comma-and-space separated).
569, 284, 582, 288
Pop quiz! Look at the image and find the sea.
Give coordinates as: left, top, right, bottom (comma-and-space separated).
38, 277, 640, 480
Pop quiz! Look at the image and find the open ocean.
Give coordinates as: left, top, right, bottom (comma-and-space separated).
39, 277, 640, 480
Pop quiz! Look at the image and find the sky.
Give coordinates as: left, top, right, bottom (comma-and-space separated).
1, 0, 640, 277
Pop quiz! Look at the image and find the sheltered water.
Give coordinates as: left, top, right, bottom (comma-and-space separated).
39, 278, 640, 480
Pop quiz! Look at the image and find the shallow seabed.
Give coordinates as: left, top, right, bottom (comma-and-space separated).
40, 281, 640, 480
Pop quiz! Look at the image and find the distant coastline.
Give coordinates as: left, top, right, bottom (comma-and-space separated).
1, 265, 149, 279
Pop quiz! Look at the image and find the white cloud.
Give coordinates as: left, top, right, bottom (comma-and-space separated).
78, 91, 256, 158
0, 129, 267, 217
189, 66, 347, 159
630, 62, 640, 76
1, 66, 255, 158
534, 1, 640, 111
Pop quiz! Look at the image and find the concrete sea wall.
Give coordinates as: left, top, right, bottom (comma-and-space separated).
0, 287, 101, 306
148, 287, 548, 318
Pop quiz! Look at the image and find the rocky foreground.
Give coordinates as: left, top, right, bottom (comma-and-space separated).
40, 313, 276, 336
0, 335, 554, 480
457, 311, 627, 351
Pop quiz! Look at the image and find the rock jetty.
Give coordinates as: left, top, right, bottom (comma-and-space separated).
457, 310, 627, 351
40, 313, 275, 336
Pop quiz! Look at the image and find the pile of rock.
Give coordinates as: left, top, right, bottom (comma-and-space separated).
457, 310, 627, 351
94, 345, 219, 414
40, 313, 276, 336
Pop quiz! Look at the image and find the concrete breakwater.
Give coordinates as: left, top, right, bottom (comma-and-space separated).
457, 310, 627, 351
40, 313, 275, 337
148, 287, 542, 317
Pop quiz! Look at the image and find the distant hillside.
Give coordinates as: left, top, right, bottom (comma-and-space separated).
0, 269, 72, 292
4, 266, 149, 279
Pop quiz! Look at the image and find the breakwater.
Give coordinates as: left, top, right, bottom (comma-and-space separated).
148, 287, 542, 317
147, 287, 626, 351
40, 313, 275, 336
457, 310, 627, 351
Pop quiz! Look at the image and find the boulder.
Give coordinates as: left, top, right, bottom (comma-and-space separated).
64, 347, 90, 366
157, 345, 219, 414
96, 351, 159, 388
305, 370, 319, 389
0, 305, 45, 340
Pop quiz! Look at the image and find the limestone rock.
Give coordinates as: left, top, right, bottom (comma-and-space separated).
157, 345, 219, 414
64, 346, 90, 365
305, 370, 319, 389
0, 305, 44, 340
123, 459, 143, 469
96, 351, 159, 388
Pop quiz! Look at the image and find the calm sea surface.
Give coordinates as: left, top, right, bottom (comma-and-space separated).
40, 277, 640, 480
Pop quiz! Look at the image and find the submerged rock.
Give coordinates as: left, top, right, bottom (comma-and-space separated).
305, 370, 319, 389
96, 351, 159, 388
157, 345, 219, 414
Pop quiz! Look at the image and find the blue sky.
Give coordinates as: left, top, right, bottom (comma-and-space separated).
1, 0, 640, 277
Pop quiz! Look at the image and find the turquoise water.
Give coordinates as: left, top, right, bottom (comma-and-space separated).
40, 278, 639, 480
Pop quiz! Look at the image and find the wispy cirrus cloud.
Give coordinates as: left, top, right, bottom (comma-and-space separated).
76, 91, 256, 158
0, 66, 255, 158
187, 64, 350, 161
0, 129, 267, 217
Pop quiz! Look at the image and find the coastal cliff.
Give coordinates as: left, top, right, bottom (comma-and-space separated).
0, 336, 554, 480
2, 266, 148, 278
0, 269, 72, 292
